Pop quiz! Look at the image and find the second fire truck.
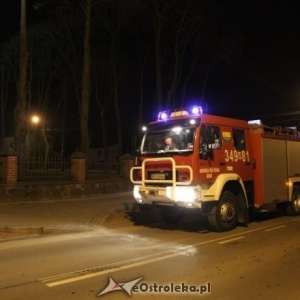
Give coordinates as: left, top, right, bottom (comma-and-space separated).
130, 105, 300, 231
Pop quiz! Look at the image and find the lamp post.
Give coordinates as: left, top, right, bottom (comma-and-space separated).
31, 114, 40, 158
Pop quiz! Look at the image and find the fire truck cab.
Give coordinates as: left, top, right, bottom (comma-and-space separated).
130, 106, 300, 231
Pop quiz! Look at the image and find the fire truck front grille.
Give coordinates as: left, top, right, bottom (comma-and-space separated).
147, 170, 173, 181
130, 157, 193, 186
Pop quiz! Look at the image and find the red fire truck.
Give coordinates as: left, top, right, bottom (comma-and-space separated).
130, 105, 300, 231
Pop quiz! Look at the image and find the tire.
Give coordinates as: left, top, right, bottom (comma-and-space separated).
138, 204, 152, 211
208, 191, 238, 232
286, 186, 300, 216
160, 206, 182, 224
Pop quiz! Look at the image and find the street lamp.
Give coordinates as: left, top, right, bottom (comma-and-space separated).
31, 115, 40, 126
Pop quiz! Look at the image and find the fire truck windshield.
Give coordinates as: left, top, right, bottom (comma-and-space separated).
141, 118, 199, 154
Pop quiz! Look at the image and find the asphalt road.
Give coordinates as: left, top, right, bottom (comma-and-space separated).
0, 193, 300, 300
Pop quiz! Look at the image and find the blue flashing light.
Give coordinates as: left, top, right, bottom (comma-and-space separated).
191, 106, 203, 115
157, 105, 202, 121
158, 112, 168, 120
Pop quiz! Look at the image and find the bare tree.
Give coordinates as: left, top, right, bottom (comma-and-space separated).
165, 0, 192, 109
151, 0, 200, 110
152, 0, 170, 111
137, 44, 150, 127
0, 65, 9, 150
100, 1, 132, 157
15, 0, 29, 156
79, 0, 92, 154
180, 45, 200, 106
26, 20, 70, 160
94, 79, 111, 159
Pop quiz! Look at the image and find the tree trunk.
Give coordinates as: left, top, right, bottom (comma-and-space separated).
1, 67, 8, 150
80, 0, 92, 154
110, 43, 122, 157
15, 0, 28, 157
153, 3, 163, 111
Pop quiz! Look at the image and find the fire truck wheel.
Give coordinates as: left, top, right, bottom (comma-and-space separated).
160, 206, 182, 224
208, 191, 238, 232
138, 204, 152, 211
286, 186, 300, 216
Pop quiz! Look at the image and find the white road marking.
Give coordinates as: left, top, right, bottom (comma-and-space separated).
264, 225, 286, 232
43, 252, 186, 287
217, 236, 245, 244
41, 217, 300, 287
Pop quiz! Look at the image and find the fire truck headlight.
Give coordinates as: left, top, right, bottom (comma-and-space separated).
174, 187, 196, 202
133, 186, 142, 200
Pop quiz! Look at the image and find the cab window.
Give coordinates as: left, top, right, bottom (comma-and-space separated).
199, 125, 221, 159
233, 129, 246, 150
200, 125, 221, 148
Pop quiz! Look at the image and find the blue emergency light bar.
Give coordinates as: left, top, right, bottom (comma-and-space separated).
157, 106, 203, 120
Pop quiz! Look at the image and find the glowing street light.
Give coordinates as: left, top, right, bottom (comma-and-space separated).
31, 115, 40, 125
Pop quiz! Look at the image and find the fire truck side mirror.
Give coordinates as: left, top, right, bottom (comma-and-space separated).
132, 148, 141, 166
133, 147, 141, 156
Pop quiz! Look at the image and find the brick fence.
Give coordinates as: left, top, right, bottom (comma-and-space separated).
0, 151, 134, 202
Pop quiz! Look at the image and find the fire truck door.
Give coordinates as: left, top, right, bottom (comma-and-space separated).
224, 128, 252, 179
199, 125, 227, 178
199, 126, 252, 180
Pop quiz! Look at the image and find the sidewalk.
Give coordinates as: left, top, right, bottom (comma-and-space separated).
0, 192, 136, 242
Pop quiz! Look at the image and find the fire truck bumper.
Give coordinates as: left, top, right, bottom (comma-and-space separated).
133, 185, 202, 208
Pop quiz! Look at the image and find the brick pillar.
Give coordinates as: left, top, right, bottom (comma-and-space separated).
0, 149, 18, 186
120, 153, 134, 179
70, 151, 86, 183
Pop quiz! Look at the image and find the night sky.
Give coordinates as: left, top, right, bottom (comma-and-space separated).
215, 1, 300, 119
1, 0, 300, 154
